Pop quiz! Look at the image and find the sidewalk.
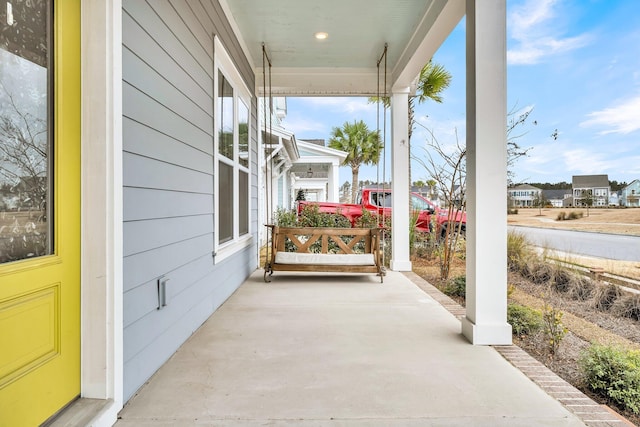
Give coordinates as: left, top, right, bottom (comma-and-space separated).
116, 270, 595, 426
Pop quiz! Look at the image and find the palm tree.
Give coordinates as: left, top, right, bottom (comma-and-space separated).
369, 60, 451, 140
329, 120, 382, 203
369, 60, 452, 191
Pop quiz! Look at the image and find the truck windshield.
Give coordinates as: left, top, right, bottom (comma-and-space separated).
371, 192, 392, 207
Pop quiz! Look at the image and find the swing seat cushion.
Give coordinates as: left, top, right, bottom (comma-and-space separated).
274, 252, 376, 266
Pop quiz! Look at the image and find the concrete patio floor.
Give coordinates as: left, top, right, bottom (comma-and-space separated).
115, 270, 622, 426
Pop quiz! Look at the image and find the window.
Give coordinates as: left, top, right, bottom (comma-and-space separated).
0, 0, 53, 264
214, 38, 251, 255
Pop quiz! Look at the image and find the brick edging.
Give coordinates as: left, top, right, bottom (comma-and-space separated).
402, 271, 635, 427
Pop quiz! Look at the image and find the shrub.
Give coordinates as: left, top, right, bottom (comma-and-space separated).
568, 211, 583, 220
593, 284, 622, 312
556, 211, 567, 221
508, 304, 543, 336
273, 208, 298, 227
579, 345, 640, 414
542, 303, 567, 357
443, 275, 466, 298
354, 208, 378, 228
298, 204, 351, 228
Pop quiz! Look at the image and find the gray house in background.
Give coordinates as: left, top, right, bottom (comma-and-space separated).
542, 189, 571, 208
572, 174, 610, 207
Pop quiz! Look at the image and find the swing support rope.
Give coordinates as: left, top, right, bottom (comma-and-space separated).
260, 42, 390, 271
262, 43, 273, 270
375, 43, 389, 267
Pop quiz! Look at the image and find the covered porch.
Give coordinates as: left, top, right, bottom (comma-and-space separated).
112, 271, 605, 426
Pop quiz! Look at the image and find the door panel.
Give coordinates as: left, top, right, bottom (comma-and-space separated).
0, 1, 81, 426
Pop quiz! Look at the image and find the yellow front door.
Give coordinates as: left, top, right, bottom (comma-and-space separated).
0, 1, 81, 426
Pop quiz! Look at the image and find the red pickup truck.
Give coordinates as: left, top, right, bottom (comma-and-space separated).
297, 187, 466, 237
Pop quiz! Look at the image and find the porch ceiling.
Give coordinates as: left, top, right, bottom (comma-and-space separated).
222, 0, 464, 96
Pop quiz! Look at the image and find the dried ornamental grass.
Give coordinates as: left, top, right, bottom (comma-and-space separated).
566, 275, 596, 301
593, 284, 622, 312
613, 294, 640, 321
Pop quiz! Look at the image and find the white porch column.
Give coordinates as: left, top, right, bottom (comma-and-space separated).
390, 89, 412, 271
461, 0, 512, 345
328, 161, 339, 202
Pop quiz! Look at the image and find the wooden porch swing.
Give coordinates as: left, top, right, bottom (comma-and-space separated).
261, 44, 389, 283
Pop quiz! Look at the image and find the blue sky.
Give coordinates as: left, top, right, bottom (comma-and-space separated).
281, 0, 640, 187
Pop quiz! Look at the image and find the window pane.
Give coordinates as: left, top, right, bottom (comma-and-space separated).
218, 71, 234, 160
0, 0, 52, 264
239, 170, 248, 235
238, 100, 249, 168
218, 161, 233, 243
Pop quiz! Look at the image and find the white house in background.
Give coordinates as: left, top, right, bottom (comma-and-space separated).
621, 179, 640, 207
508, 184, 542, 207
292, 139, 346, 203
261, 99, 346, 231
572, 174, 610, 207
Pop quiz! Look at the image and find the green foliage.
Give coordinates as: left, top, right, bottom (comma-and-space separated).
443, 275, 466, 298
328, 120, 382, 202
579, 345, 640, 414
507, 304, 543, 336
542, 303, 567, 357
354, 208, 378, 228
273, 208, 298, 227
297, 204, 351, 228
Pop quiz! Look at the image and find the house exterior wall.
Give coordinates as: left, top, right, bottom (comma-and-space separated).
122, 0, 257, 401
621, 180, 640, 207
507, 186, 542, 208
573, 187, 610, 207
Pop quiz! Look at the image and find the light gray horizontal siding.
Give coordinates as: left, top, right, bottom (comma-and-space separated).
124, 187, 214, 221
122, 0, 258, 402
123, 82, 212, 153
124, 152, 213, 194
123, 233, 213, 292
124, 117, 213, 173
123, 215, 213, 257
123, 48, 212, 131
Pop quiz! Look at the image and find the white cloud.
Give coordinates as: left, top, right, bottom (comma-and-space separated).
561, 149, 615, 175
280, 116, 328, 135
507, 0, 590, 65
300, 97, 375, 114
580, 96, 640, 135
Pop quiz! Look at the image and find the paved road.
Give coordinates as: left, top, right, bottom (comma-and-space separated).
509, 226, 640, 262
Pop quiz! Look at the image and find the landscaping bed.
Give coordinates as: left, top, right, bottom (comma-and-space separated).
412, 253, 640, 426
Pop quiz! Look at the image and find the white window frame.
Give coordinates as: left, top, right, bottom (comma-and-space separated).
213, 37, 252, 262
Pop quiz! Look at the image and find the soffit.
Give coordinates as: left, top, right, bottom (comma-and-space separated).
222, 0, 464, 95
